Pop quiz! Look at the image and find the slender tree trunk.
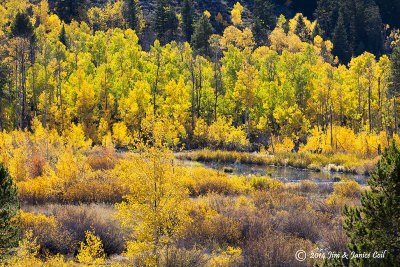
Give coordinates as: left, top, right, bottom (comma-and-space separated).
153, 53, 160, 117
105, 55, 108, 111
191, 60, 195, 132
15, 58, 18, 128
358, 77, 361, 115
18, 57, 23, 129
32, 58, 36, 116
214, 56, 218, 121
330, 104, 333, 148
246, 105, 250, 140
58, 60, 64, 130
368, 82, 372, 132
378, 77, 381, 131
197, 61, 202, 118
395, 97, 398, 135
44, 61, 48, 128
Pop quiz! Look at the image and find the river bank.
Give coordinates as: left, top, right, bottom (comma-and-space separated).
176, 149, 379, 176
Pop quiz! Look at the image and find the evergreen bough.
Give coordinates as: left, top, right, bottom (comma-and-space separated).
0, 163, 20, 258
343, 141, 400, 266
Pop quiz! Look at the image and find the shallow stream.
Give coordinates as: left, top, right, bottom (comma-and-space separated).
182, 160, 369, 185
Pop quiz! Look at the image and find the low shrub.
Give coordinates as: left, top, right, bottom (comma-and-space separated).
323, 225, 349, 253
243, 230, 318, 266
86, 148, 117, 171
277, 210, 321, 243
184, 202, 242, 247
14, 211, 75, 255
186, 168, 248, 196
252, 190, 309, 211
332, 180, 361, 198
52, 205, 126, 256
28, 153, 46, 178
160, 247, 207, 267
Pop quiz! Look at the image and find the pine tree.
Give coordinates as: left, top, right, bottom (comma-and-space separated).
252, 0, 275, 46
10, 12, 34, 40
343, 141, 400, 266
59, 24, 68, 47
253, 0, 275, 30
363, 0, 383, 55
294, 14, 309, 42
0, 164, 20, 258
55, 0, 86, 23
252, 17, 264, 47
314, 0, 339, 38
154, 0, 178, 44
332, 10, 352, 64
181, 0, 195, 42
125, 0, 140, 32
312, 20, 324, 39
389, 43, 400, 96
191, 13, 214, 56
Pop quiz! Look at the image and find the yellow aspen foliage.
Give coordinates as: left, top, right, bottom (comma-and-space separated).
141, 115, 186, 148
112, 121, 132, 148
98, 117, 109, 142
269, 28, 303, 54
300, 125, 398, 157
220, 26, 255, 50
17, 176, 51, 203
15, 210, 56, 228
9, 148, 28, 182
31, 117, 47, 146
63, 123, 92, 152
56, 148, 79, 189
207, 117, 250, 150
326, 180, 361, 213
193, 118, 208, 145
235, 61, 258, 106
0, 130, 12, 166
5, 231, 42, 266
115, 145, 191, 266
204, 10, 211, 18
102, 131, 114, 149
231, 2, 243, 26
162, 77, 190, 123
119, 80, 151, 131
269, 136, 294, 153
207, 246, 243, 266
76, 230, 106, 265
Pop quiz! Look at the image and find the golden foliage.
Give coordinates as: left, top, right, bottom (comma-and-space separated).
76, 230, 106, 265
115, 145, 191, 265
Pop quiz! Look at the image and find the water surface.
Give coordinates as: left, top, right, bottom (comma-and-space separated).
182, 160, 369, 185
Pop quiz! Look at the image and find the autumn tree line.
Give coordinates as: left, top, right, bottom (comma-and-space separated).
1, 0, 400, 154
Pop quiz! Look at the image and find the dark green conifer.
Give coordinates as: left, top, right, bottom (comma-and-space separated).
154, 0, 178, 44
125, 0, 140, 32
59, 24, 68, 47
191, 13, 214, 56
0, 164, 20, 258
332, 10, 352, 64
10, 12, 34, 40
343, 141, 400, 265
181, 0, 195, 42
389, 43, 400, 96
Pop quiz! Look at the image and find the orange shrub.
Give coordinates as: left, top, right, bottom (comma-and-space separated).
28, 153, 46, 178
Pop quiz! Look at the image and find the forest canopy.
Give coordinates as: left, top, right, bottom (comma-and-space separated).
0, 0, 399, 155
